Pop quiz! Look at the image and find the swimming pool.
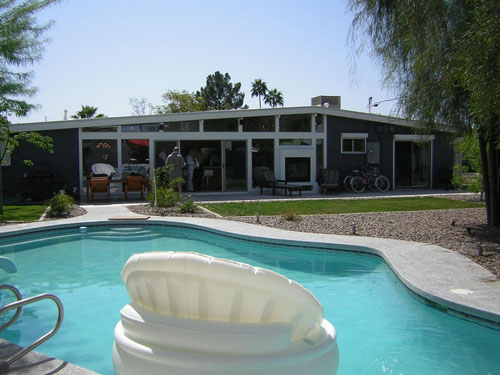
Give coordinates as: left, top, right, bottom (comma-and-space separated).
0, 224, 499, 375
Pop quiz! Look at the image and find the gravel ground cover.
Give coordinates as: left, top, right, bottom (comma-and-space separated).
128, 194, 500, 279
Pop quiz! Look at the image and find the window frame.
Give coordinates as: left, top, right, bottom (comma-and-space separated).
341, 133, 368, 154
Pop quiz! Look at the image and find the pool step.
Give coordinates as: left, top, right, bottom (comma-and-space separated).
85, 228, 158, 241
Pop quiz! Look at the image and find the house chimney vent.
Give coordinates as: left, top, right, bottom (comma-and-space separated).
311, 96, 341, 109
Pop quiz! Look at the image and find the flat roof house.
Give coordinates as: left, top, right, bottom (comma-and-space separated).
3, 96, 454, 201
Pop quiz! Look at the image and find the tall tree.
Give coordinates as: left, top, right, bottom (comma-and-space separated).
251, 79, 268, 109
156, 90, 205, 114
349, 0, 500, 226
129, 97, 155, 116
0, 0, 58, 214
197, 71, 245, 110
71, 105, 104, 119
264, 89, 284, 108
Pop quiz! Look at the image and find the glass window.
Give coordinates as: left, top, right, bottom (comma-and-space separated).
285, 157, 311, 182
279, 115, 311, 132
315, 115, 324, 133
204, 118, 238, 132
341, 134, 367, 153
155, 141, 177, 168
122, 125, 141, 132
82, 140, 118, 177
252, 139, 274, 177
121, 140, 150, 176
242, 116, 275, 132
316, 139, 324, 182
82, 126, 117, 132
122, 123, 163, 132
279, 139, 312, 146
163, 121, 199, 132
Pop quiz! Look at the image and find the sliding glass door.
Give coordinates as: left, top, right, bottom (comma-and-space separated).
395, 141, 431, 188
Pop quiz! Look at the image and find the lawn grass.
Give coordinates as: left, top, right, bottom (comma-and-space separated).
0, 205, 47, 222
200, 197, 483, 217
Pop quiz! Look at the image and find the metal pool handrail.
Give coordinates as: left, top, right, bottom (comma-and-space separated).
0, 284, 64, 374
0, 285, 22, 331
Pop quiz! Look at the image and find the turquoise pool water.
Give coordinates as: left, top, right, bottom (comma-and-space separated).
0, 224, 499, 375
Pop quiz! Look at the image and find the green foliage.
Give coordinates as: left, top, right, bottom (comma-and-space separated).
456, 131, 482, 173
349, 0, 500, 225
264, 88, 284, 108
201, 197, 483, 217
71, 105, 104, 119
251, 79, 268, 109
0, 0, 58, 214
281, 211, 299, 221
47, 193, 74, 217
157, 90, 206, 114
148, 165, 183, 208
0, 127, 53, 165
0, 0, 59, 117
197, 71, 245, 110
178, 197, 197, 213
452, 165, 483, 194
149, 187, 181, 208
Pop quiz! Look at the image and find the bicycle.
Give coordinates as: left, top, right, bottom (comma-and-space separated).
348, 165, 390, 193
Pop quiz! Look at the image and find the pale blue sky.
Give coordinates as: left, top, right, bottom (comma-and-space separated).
17, 0, 396, 123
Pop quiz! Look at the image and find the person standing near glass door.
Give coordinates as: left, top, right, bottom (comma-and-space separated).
166, 146, 185, 193
186, 149, 199, 192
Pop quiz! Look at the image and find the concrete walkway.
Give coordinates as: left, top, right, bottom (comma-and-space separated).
0, 190, 498, 374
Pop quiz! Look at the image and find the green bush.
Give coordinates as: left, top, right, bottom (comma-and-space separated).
281, 211, 299, 222
149, 165, 185, 208
452, 165, 483, 193
47, 193, 74, 217
179, 197, 197, 213
149, 187, 181, 208
153, 165, 184, 190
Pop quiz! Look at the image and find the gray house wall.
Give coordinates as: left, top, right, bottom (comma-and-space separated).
3, 129, 80, 200
326, 115, 454, 187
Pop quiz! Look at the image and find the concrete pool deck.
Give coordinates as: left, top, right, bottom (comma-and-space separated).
1, 196, 499, 374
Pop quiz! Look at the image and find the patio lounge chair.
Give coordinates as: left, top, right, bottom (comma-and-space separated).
89, 177, 110, 202
124, 176, 145, 201
261, 169, 290, 195
319, 169, 340, 194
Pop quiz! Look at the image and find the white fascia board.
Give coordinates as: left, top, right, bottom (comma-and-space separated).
316, 107, 416, 127
341, 132, 369, 138
394, 134, 435, 141
11, 105, 416, 132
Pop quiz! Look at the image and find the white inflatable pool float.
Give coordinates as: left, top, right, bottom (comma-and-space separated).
113, 252, 339, 375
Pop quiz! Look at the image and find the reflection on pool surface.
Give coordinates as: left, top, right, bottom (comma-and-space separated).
0, 224, 499, 375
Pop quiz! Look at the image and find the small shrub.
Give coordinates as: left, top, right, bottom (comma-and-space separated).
452, 165, 483, 193
179, 198, 197, 214
153, 165, 184, 190
149, 187, 181, 208
281, 211, 299, 222
47, 193, 74, 217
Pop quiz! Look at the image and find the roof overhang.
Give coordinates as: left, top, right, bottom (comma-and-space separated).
10, 106, 416, 132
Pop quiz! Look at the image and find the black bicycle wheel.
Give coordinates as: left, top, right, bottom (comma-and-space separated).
343, 175, 353, 192
350, 176, 366, 193
375, 175, 390, 192
367, 175, 377, 191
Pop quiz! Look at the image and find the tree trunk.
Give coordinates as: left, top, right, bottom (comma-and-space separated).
478, 130, 491, 223
487, 131, 500, 226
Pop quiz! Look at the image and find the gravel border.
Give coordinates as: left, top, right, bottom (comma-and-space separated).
128, 197, 500, 279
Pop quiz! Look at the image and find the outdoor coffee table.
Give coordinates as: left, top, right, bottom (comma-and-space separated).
286, 185, 312, 196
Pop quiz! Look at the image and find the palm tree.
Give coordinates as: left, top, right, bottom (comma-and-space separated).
71, 105, 105, 119
251, 79, 268, 109
264, 89, 284, 108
